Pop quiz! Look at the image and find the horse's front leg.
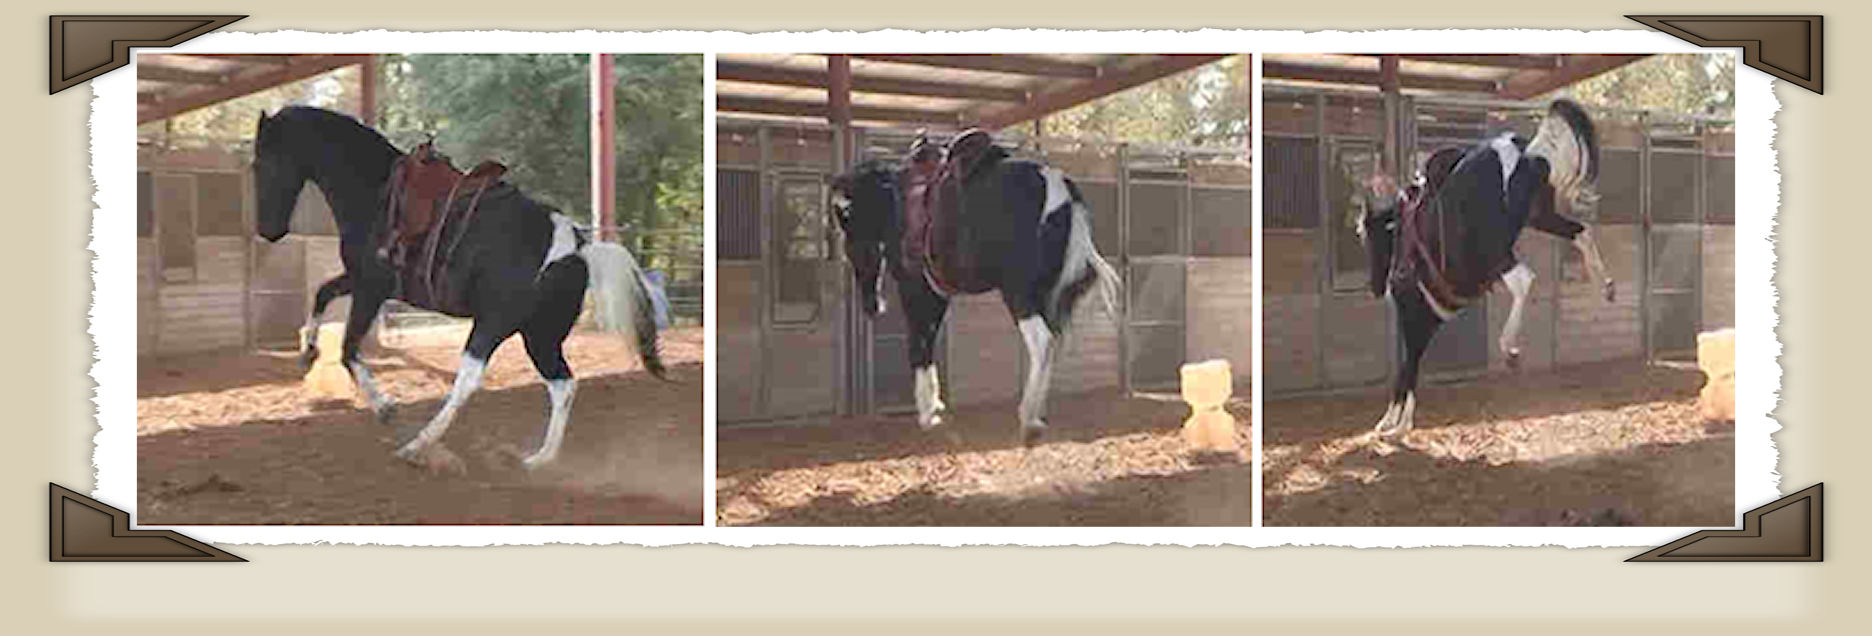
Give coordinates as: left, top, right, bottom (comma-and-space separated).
1377, 288, 1439, 436
905, 291, 951, 430
301, 274, 353, 370
1498, 262, 1536, 370
340, 289, 395, 424
395, 318, 513, 462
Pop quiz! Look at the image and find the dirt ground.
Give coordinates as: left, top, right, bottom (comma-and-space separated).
1263, 358, 1733, 527
718, 391, 1253, 526
137, 325, 704, 525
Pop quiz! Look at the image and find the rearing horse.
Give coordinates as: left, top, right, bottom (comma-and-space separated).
1359, 99, 1616, 436
251, 106, 667, 469
829, 131, 1121, 444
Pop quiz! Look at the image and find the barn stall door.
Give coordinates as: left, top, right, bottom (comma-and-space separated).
764, 173, 844, 419
1646, 143, 1705, 358
716, 166, 766, 423
1125, 166, 1189, 391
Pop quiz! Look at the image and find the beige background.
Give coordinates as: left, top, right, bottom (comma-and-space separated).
7, 2, 1863, 633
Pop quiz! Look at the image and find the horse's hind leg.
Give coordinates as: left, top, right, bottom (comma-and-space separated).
1012, 310, 1058, 446
394, 318, 515, 462
1498, 262, 1536, 369
1574, 226, 1616, 302
516, 281, 584, 469
1528, 206, 1615, 303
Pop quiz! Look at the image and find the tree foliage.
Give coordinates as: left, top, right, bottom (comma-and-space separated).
1043, 55, 1249, 148
1556, 53, 1736, 121
141, 54, 703, 239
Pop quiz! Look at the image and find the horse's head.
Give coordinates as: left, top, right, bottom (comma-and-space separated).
828, 159, 900, 318
251, 109, 312, 242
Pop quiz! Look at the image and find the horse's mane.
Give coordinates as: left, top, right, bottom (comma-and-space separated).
260, 106, 399, 156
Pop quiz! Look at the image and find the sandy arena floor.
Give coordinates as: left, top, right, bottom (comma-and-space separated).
137, 325, 704, 525
1263, 359, 1733, 527
718, 390, 1253, 526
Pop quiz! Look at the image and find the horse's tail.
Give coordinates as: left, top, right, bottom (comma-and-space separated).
1050, 171, 1122, 329
580, 240, 669, 380
1530, 98, 1601, 209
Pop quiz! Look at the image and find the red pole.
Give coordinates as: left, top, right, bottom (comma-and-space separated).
592, 53, 618, 242
358, 55, 378, 126
827, 54, 853, 168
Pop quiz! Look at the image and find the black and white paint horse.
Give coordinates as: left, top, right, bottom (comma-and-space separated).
252, 106, 666, 469
1359, 99, 1616, 436
829, 138, 1120, 444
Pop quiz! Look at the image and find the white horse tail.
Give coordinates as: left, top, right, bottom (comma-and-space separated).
1044, 168, 1121, 325
580, 240, 668, 379
1526, 98, 1601, 209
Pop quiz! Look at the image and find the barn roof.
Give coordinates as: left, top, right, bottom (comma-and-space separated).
1262, 54, 1652, 100
716, 54, 1236, 131
137, 54, 370, 124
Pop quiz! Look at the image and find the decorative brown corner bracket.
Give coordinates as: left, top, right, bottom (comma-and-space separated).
1628, 15, 1823, 95
49, 484, 244, 562
1630, 483, 1823, 562
49, 15, 246, 95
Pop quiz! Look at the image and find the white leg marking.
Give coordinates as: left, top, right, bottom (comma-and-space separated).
1499, 262, 1536, 363
346, 360, 394, 414
524, 377, 577, 469
541, 213, 580, 273
1399, 392, 1417, 433
1040, 167, 1071, 221
1374, 400, 1401, 435
1489, 133, 1522, 190
1573, 226, 1615, 301
913, 365, 947, 430
397, 353, 488, 459
1016, 316, 1054, 435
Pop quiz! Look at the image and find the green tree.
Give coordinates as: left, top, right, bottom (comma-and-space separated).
1044, 55, 1249, 148
1556, 53, 1735, 121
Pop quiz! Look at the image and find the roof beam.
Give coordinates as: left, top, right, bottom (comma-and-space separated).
971, 54, 1230, 130
852, 54, 1102, 79
137, 63, 229, 85
1366, 54, 1566, 69
137, 54, 368, 124
183, 54, 295, 65
1264, 61, 1501, 93
1497, 54, 1652, 99
717, 61, 1030, 102
716, 95, 962, 126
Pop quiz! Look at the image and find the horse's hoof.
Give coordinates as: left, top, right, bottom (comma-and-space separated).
917, 413, 945, 431
521, 451, 556, 471
1505, 350, 1523, 370
374, 402, 398, 426
394, 439, 426, 462
297, 347, 319, 371
1373, 420, 1410, 438
400, 444, 466, 474
1021, 421, 1047, 447
1603, 280, 1617, 303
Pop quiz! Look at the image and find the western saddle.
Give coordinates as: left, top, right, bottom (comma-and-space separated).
380, 141, 508, 307
900, 128, 1006, 295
